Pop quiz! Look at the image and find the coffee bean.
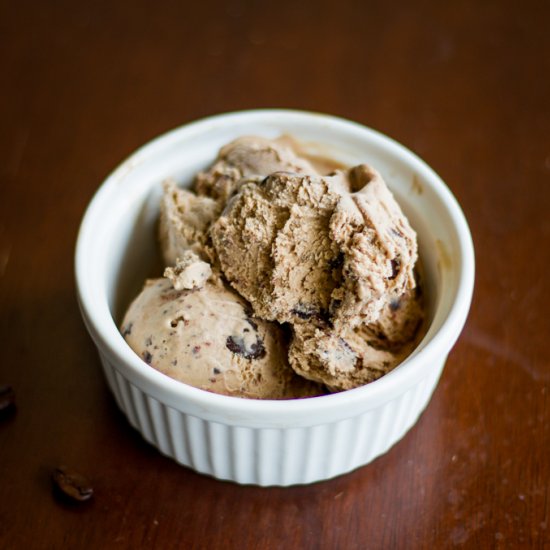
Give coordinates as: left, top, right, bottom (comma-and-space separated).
52, 466, 94, 502
0, 385, 16, 415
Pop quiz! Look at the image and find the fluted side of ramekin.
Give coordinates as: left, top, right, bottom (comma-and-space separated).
76, 110, 475, 486
99, 352, 446, 486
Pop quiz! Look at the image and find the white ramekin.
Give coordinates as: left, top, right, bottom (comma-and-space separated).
75, 110, 474, 486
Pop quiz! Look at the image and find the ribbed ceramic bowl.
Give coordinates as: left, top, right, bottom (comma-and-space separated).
75, 110, 474, 486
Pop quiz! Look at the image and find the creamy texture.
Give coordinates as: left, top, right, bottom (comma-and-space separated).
289, 287, 424, 391
123, 135, 425, 395
159, 179, 219, 265
211, 165, 417, 328
121, 278, 324, 399
210, 157, 421, 390
329, 165, 418, 329
211, 172, 344, 323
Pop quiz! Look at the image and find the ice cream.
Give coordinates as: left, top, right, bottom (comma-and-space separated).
159, 136, 320, 268
210, 163, 421, 389
121, 278, 324, 399
121, 135, 425, 397
211, 165, 417, 328
288, 286, 424, 391
159, 179, 219, 265
211, 171, 344, 324
194, 135, 319, 202
163, 250, 212, 291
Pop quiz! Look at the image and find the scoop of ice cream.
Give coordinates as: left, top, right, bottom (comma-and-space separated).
194, 136, 319, 202
159, 179, 220, 265
163, 250, 212, 290
329, 165, 418, 329
211, 171, 346, 323
121, 277, 323, 399
211, 165, 417, 328
128, 135, 424, 395
159, 136, 317, 267
288, 287, 424, 391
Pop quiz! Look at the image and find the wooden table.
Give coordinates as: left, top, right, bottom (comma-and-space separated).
1, 1, 548, 548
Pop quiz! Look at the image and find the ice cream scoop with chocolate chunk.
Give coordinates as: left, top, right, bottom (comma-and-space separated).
121, 278, 323, 399
289, 287, 424, 391
211, 162, 421, 390
329, 164, 418, 329
160, 136, 320, 269
123, 135, 424, 395
211, 171, 346, 323
211, 165, 417, 327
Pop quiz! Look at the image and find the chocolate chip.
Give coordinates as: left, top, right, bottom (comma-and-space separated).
389, 259, 400, 280
291, 303, 319, 320
226, 335, 266, 360
330, 298, 342, 312
318, 308, 331, 324
328, 253, 344, 270
52, 466, 94, 503
145, 336, 152, 346
142, 351, 153, 364
213, 368, 220, 375
226, 336, 242, 354
170, 315, 188, 328
161, 288, 196, 302
122, 323, 133, 337
292, 304, 330, 324
0, 385, 16, 415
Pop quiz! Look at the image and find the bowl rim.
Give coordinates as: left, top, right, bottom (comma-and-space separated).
75, 108, 475, 423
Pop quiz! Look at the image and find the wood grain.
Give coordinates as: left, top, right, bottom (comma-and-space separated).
1, 1, 549, 548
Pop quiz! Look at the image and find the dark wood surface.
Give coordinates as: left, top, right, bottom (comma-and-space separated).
1, 1, 549, 548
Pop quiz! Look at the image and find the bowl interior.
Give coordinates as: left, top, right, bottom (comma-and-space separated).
77, 110, 472, 423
